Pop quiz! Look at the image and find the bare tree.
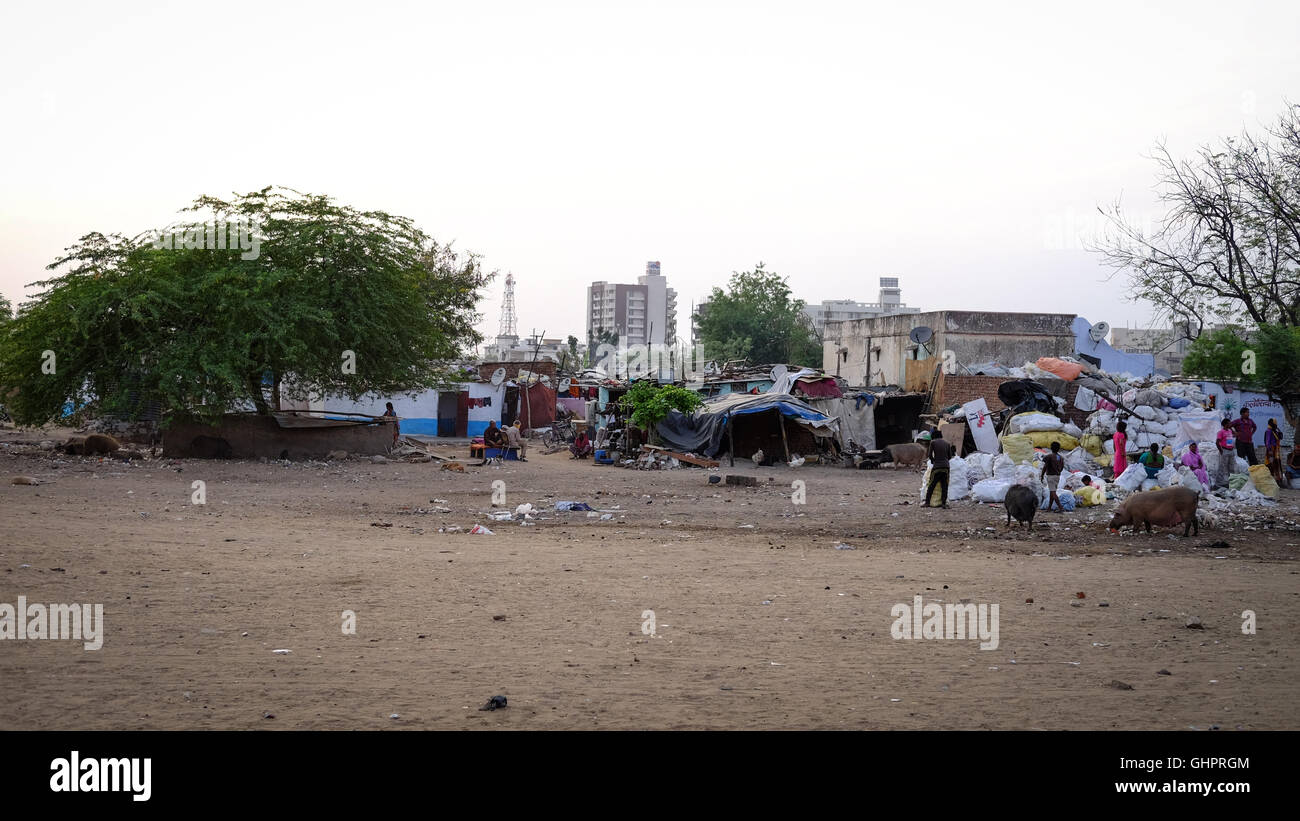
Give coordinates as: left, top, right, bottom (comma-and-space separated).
1093, 104, 1300, 335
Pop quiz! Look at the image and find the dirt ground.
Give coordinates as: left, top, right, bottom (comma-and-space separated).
2, 427, 1298, 730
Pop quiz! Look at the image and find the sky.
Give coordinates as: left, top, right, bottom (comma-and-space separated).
2, 0, 1297, 349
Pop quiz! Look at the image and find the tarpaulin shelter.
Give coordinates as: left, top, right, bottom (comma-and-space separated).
805, 396, 875, 450
520, 382, 556, 430
657, 392, 839, 465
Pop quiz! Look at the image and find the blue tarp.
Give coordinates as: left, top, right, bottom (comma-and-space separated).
656, 392, 838, 458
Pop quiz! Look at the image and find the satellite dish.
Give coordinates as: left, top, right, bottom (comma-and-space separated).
908, 326, 933, 345
770, 364, 788, 382
1089, 321, 1110, 343
490, 367, 507, 387
558, 377, 572, 393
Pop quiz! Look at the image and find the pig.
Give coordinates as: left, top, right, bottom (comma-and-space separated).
189, 435, 233, 459
1004, 484, 1038, 531
883, 442, 927, 469
63, 433, 121, 455
1109, 486, 1200, 536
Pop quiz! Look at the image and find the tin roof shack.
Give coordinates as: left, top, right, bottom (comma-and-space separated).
823, 310, 1077, 389
163, 412, 394, 459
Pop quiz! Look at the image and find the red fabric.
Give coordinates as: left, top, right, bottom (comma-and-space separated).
520, 383, 556, 428
793, 378, 842, 398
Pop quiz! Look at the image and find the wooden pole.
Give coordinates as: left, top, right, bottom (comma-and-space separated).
776, 407, 790, 463
728, 414, 735, 467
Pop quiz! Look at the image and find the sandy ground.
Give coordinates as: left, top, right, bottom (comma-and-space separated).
1, 427, 1298, 730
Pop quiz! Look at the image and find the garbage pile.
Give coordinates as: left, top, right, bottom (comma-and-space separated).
920, 356, 1283, 509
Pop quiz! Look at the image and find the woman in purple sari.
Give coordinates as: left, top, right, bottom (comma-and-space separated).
1181, 442, 1209, 489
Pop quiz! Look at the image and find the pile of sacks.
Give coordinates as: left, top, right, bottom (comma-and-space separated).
1085, 383, 1218, 458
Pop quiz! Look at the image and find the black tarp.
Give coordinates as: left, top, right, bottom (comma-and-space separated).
656, 392, 838, 458
996, 379, 1060, 418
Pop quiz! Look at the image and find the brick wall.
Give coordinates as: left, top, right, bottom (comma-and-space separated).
938, 375, 1091, 429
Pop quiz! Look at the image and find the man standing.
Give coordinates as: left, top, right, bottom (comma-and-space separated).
922, 428, 955, 509
1232, 408, 1258, 466
382, 401, 399, 445
1040, 441, 1065, 512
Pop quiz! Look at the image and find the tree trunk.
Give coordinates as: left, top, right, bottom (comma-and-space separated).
247, 374, 270, 415
1280, 394, 1300, 433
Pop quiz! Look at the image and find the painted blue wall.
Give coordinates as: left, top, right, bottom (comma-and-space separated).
1073, 317, 1156, 377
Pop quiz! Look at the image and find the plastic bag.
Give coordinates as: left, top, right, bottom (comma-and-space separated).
1028, 431, 1079, 450
1062, 422, 1083, 438
971, 478, 1012, 503
1074, 386, 1099, 412
1075, 485, 1105, 506
992, 453, 1016, 480
1249, 464, 1279, 498
1114, 464, 1147, 492
1063, 447, 1090, 473
1042, 489, 1077, 510
1036, 357, 1085, 380
1081, 434, 1104, 456
1001, 433, 1036, 465
1007, 411, 1064, 434
965, 452, 994, 483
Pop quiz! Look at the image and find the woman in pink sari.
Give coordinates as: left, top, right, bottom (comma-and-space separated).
1112, 420, 1128, 478
1181, 442, 1209, 489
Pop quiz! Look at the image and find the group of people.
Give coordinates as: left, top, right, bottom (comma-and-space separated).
479, 419, 529, 464
1113, 406, 1295, 491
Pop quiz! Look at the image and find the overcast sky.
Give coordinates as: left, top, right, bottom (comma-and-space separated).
2, 1, 1297, 349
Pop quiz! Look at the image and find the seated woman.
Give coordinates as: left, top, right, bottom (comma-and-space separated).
1138, 443, 1165, 479
570, 430, 593, 459
1180, 442, 1209, 488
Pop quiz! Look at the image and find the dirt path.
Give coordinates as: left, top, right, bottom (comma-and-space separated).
2, 431, 1297, 729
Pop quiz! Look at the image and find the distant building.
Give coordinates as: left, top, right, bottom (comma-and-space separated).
823, 310, 1076, 387
803, 277, 920, 338
586, 261, 678, 347
691, 295, 710, 349
1110, 326, 1189, 375
483, 333, 582, 367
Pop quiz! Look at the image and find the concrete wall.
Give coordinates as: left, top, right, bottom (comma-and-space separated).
163, 414, 394, 459
298, 382, 505, 437
824, 310, 1076, 387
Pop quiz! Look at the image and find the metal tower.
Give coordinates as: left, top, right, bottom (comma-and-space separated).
498, 273, 518, 338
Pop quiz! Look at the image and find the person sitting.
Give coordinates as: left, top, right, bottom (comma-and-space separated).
570, 429, 592, 459
1285, 442, 1300, 488
480, 421, 506, 465
1138, 443, 1165, 479
1180, 442, 1210, 489
503, 421, 528, 462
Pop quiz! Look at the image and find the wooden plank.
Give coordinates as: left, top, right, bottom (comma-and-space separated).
939, 421, 967, 457
656, 449, 719, 468
776, 407, 790, 463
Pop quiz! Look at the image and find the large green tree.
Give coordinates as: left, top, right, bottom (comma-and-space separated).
0, 187, 491, 426
1180, 327, 1258, 385
694, 263, 820, 366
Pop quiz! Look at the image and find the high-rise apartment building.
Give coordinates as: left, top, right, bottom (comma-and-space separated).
587, 262, 678, 346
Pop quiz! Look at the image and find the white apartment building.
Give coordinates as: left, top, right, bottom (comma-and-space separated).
803, 277, 920, 338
